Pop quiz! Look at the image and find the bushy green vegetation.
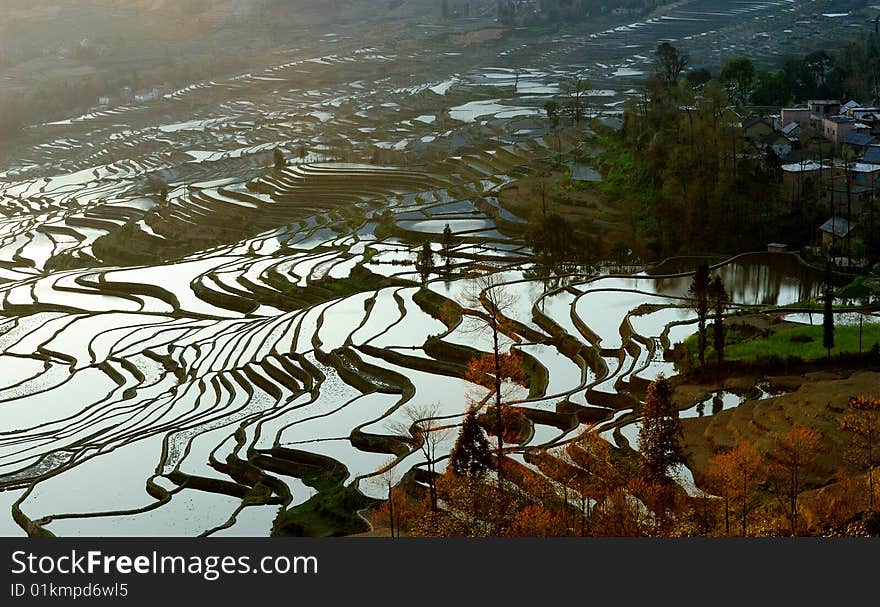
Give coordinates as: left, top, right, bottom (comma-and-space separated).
749, 37, 880, 106
590, 31, 880, 260
596, 78, 782, 257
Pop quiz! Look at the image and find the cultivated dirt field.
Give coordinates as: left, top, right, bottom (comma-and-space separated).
680, 370, 880, 488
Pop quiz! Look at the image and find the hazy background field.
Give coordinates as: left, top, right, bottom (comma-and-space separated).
0, 0, 482, 134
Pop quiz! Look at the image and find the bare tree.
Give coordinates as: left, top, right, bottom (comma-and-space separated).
391, 403, 451, 513
459, 269, 528, 520
369, 457, 404, 537
561, 75, 591, 123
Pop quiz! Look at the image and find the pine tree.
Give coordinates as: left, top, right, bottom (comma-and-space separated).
442, 223, 453, 262
688, 263, 711, 364
823, 284, 835, 357
708, 275, 728, 363
450, 409, 492, 477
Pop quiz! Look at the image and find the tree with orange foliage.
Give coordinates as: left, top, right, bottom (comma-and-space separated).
542, 447, 581, 533
768, 425, 821, 536
564, 430, 642, 536
840, 395, 880, 511
803, 467, 864, 531
706, 441, 763, 536
507, 504, 567, 537
411, 468, 515, 537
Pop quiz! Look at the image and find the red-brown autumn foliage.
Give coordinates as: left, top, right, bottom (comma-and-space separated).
767, 424, 821, 535
707, 441, 763, 536
507, 504, 567, 537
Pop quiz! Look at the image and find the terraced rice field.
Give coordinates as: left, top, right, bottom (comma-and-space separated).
0, 0, 860, 536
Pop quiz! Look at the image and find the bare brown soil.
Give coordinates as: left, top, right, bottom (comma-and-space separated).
679, 370, 880, 489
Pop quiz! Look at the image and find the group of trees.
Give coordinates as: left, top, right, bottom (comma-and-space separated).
414, 223, 455, 283
667, 32, 880, 107
372, 360, 879, 536
709, 428, 835, 537
525, 209, 582, 270
602, 46, 790, 256
599, 33, 880, 258
441, 0, 471, 20
749, 35, 880, 106
706, 395, 880, 537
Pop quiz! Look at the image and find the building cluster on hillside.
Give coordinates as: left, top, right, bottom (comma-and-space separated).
740, 99, 880, 262
96, 86, 166, 107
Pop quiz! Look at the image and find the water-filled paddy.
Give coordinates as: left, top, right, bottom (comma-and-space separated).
0, 0, 856, 535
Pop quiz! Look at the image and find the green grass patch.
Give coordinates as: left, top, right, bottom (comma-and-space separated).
686, 323, 880, 361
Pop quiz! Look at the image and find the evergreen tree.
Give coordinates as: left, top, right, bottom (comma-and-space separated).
688, 263, 711, 364
273, 147, 285, 170
823, 284, 835, 357
442, 223, 453, 258
708, 275, 728, 363
449, 409, 492, 477
637, 376, 684, 483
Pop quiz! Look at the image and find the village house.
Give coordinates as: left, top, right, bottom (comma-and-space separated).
823, 115, 857, 147
843, 131, 877, 155
837, 162, 880, 188
780, 107, 812, 126
862, 145, 880, 165
845, 106, 880, 120
781, 160, 827, 204
819, 216, 858, 249
781, 121, 800, 138
134, 88, 160, 103
763, 131, 796, 159
743, 116, 774, 140
782, 100, 842, 133
809, 99, 842, 117
826, 163, 880, 218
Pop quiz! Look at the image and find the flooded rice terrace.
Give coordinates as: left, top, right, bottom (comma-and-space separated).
0, 1, 862, 535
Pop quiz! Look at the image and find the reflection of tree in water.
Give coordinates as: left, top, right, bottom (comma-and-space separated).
523, 264, 589, 303
712, 393, 723, 415
655, 255, 824, 307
